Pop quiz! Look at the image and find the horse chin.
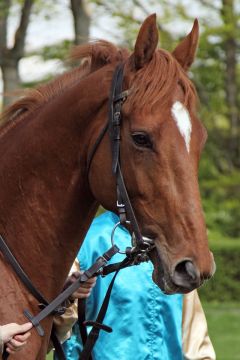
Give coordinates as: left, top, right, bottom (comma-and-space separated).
148, 247, 168, 292
149, 247, 189, 295
149, 247, 198, 295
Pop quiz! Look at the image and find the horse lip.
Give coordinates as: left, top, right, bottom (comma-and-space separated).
147, 240, 210, 294
148, 245, 199, 294
162, 277, 201, 295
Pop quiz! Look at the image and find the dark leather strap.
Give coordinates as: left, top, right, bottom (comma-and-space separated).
116, 164, 143, 246
87, 63, 149, 250
108, 64, 125, 175
78, 299, 88, 344
25, 245, 119, 331
108, 65, 144, 246
101, 257, 132, 275
86, 121, 109, 175
77, 299, 93, 360
80, 257, 129, 360
0, 234, 49, 306
51, 325, 67, 360
2, 346, 9, 360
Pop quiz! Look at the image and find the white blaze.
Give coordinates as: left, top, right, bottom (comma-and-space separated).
171, 101, 192, 153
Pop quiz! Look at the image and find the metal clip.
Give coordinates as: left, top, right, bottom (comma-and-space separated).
111, 221, 130, 254
117, 201, 125, 208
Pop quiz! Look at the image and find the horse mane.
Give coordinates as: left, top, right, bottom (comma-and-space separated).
0, 40, 129, 129
0, 39, 196, 132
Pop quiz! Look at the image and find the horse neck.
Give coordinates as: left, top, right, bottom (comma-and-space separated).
0, 68, 109, 299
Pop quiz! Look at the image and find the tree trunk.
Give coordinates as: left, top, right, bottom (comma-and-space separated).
0, 0, 33, 110
70, 0, 90, 45
2, 59, 20, 107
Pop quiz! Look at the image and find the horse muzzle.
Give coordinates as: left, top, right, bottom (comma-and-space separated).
149, 247, 216, 294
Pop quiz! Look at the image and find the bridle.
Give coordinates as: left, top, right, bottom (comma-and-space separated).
87, 63, 155, 255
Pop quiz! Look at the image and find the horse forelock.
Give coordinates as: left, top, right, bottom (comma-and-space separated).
127, 48, 197, 111
0, 40, 129, 132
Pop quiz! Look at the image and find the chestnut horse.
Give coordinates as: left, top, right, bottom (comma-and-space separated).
0, 14, 215, 359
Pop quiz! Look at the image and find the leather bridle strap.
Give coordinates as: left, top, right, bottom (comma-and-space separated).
80, 257, 130, 360
86, 73, 129, 176
86, 121, 109, 175
108, 64, 144, 247
0, 235, 49, 306
77, 298, 91, 359
86, 63, 144, 247
116, 163, 144, 246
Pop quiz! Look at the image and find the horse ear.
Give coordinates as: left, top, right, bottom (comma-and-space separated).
172, 19, 199, 71
133, 13, 159, 70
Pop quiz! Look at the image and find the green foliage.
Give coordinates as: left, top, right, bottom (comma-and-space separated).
199, 238, 240, 302
202, 302, 240, 359
35, 40, 73, 62
199, 154, 240, 238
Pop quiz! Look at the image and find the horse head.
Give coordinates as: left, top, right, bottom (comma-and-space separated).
89, 14, 215, 294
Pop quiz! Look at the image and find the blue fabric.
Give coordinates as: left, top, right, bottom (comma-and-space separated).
60, 211, 183, 360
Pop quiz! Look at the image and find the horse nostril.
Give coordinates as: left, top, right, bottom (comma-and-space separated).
172, 260, 200, 289
185, 261, 198, 281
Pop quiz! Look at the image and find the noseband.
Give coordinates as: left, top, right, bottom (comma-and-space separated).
88, 63, 154, 254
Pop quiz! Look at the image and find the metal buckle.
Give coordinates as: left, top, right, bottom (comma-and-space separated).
111, 221, 130, 254
117, 201, 125, 208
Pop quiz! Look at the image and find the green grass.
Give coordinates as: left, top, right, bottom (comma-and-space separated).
202, 302, 240, 360
47, 352, 53, 360
47, 302, 240, 360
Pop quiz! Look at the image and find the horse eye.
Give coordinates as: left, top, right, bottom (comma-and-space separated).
131, 132, 152, 148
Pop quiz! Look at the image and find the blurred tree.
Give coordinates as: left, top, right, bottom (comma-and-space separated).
71, 0, 90, 45
0, 0, 90, 109
0, 0, 34, 107
221, 0, 239, 166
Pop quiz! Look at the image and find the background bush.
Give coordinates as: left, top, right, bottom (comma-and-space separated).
199, 237, 240, 302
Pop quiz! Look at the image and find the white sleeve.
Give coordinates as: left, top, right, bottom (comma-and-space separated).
182, 290, 216, 360
0, 326, 4, 354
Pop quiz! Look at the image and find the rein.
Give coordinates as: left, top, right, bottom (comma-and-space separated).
0, 63, 155, 360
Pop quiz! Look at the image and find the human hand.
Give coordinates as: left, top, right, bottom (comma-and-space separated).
65, 271, 97, 301
1, 322, 32, 354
